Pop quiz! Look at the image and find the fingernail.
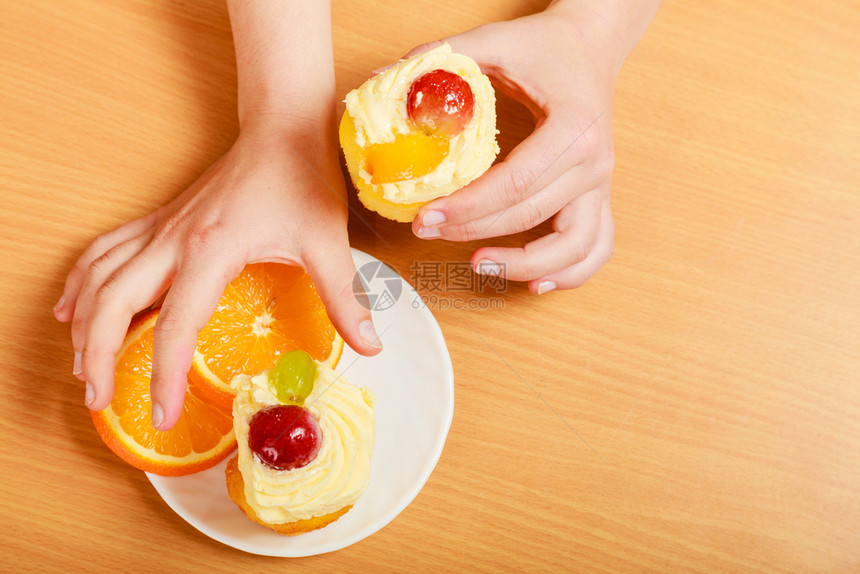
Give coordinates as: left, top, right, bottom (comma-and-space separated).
53, 295, 65, 311
421, 210, 446, 227
475, 259, 501, 276
359, 320, 383, 350
538, 280, 557, 295
73, 352, 82, 376
416, 226, 441, 239
84, 382, 94, 407
151, 402, 165, 429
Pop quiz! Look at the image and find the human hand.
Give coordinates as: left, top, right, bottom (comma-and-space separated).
410, 3, 657, 292
53, 117, 381, 430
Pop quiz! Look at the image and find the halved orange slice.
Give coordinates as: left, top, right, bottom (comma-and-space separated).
91, 309, 237, 476
188, 263, 343, 408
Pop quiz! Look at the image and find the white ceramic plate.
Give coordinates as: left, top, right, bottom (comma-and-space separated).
147, 249, 454, 556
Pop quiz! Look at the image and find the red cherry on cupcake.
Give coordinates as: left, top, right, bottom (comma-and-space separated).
407, 69, 475, 136
248, 405, 322, 471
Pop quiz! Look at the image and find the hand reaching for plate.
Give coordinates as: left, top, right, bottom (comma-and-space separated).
53, 1, 382, 430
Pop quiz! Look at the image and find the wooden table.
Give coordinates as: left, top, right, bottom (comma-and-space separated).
2, 1, 858, 571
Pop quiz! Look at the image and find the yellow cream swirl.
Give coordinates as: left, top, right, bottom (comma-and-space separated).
230, 363, 375, 524
344, 43, 499, 204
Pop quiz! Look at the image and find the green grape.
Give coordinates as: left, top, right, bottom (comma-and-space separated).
268, 350, 317, 405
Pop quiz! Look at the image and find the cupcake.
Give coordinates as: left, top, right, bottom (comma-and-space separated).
225, 350, 375, 535
340, 43, 499, 222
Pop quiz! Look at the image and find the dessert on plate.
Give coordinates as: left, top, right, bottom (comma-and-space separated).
226, 350, 375, 535
340, 43, 499, 222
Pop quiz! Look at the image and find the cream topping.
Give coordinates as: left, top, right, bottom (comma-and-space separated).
344, 43, 499, 204
231, 363, 375, 524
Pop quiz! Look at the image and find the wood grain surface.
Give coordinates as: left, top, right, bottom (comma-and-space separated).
1, 1, 858, 572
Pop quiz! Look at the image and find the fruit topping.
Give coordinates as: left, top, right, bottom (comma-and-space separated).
407, 69, 475, 136
248, 405, 322, 471
268, 350, 317, 405
365, 131, 449, 183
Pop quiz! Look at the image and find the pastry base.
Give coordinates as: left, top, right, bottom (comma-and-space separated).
225, 456, 352, 536
339, 112, 426, 223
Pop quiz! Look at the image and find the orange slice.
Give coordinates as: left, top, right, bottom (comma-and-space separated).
91, 309, 237, 476
188, 263, 343, 408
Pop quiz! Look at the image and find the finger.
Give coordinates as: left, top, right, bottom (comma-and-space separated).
302, 241, 383, 357
471, 188, 607, 282
424, 164, 608, 242
81, 246, 175, 412
70, 232, 154, 378
400, 39, 448, 61
395, 25, 502, 66
436, 24, 508, 71
399, 19, 508, 68
415, 112, 605, 234
372, 40, 447, 75
530, 197, 614, 292
54, 212, 157, 322
149, 256, 240, 431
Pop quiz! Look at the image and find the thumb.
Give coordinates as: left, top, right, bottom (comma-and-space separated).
371, 41, 449, 76
303, 243, 383, 357
376, 24, 500, 77
400, 39, 448, 61
401, 24, 504, 69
